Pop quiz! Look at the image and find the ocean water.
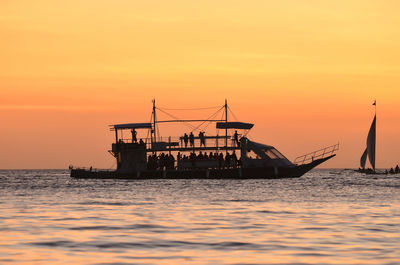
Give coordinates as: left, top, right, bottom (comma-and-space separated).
0, 169, 399, 265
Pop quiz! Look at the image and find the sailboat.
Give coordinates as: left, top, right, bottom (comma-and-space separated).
357, 100, 379, 174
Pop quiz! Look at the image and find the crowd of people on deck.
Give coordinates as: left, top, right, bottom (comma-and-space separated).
147, 151, 241, 170
147, 153, 175, 170
126, 128, 245, 170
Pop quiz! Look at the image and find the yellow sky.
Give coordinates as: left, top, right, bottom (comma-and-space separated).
1, 0, 400, 169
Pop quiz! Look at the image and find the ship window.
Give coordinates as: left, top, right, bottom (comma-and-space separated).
247, 150, 260, 159
264, 149, 279, 159
270, 148, 285, 159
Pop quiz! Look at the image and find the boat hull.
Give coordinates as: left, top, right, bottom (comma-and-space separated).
354, 169, 388, 175
70, 155, 335, 180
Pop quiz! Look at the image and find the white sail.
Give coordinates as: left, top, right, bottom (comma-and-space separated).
360, 115, 376, 170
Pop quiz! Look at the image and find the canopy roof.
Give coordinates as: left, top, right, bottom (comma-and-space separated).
113, 123, 152, 129
216, 122, 254, 130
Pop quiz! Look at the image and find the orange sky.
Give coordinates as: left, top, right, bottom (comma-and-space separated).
1, 0, 400, 169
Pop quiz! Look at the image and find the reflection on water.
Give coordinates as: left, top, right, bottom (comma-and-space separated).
0, 169, 399, 264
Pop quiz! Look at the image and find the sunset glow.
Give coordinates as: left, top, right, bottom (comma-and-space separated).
1, 0, 400, 169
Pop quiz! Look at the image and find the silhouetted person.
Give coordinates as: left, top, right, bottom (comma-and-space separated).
199, 131, 206, 147
389, 168, 395, 174
395, 165, 399, 174
234, 130, 240, 147
168, 154, 175, 169
139, 138, 144, 145
218, 153, 224, 169
189, 132, 195, 147
225, 153, 231, 168
231, 152, 238, 168
131, 129, 137, 143
183, 133, 189, 148
190, 152, 196, 167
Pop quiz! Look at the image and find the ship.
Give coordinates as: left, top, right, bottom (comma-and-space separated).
70, 100, 339, 179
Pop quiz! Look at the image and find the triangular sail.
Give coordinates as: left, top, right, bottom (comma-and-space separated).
367, 115, 376, 170
360, 148, 368, 169
360, 114, 376, 170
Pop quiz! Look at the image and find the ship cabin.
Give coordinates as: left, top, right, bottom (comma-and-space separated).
109, 100, 295, 174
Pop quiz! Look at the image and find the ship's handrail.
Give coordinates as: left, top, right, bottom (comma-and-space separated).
115, 134, 240, 152
294, 143, 339, 165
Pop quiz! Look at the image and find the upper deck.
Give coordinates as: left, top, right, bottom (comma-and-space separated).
111, 134, 242, 154
110, 99, 253, 155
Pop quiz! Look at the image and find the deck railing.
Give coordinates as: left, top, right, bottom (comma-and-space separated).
116, 134, 239, 152
294, 143, 339, 165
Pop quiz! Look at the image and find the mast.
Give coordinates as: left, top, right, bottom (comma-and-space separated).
373, 99, 377, 170
152, 99, 157, 143
225, 99, 228, 152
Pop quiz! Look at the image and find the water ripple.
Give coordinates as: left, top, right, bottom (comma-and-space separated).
1, 169, 400, 265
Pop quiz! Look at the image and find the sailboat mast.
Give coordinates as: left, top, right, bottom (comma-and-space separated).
374, 100, 377, 170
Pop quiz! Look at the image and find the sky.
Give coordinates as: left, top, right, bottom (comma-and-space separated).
1, 0, 400, 169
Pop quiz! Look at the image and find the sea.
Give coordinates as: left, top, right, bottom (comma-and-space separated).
0, 169, 399, 265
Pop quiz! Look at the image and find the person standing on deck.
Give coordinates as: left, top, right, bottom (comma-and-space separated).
199, 131, 206, 147
183, 133, 189, 148
234, 130, 240, 147
131, 129, 137, 143
189, 132, 195, 147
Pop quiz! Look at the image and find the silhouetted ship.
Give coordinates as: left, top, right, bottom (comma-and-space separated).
70, 100, 338, 179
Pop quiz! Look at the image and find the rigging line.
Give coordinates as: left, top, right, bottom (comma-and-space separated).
146, 112, 152, 141
227, 106, 239, 121
157, 105, 222, 111
157, 125, 161, 142
191, 106, 224, 131
192, 112, 219, 133
198, 107, 224, 131
156, 108, 196, 130
191, 106, 225, 132
202, 114, 218, 131
217, 109, 225, 132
